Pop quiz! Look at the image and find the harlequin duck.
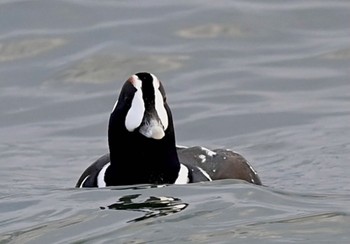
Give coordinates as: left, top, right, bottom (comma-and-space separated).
76, 72, 261, 187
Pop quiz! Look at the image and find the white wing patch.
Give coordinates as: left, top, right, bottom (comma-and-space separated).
198, 154, 206, 163
200, 147, 217, 157
97, 162, 111, 187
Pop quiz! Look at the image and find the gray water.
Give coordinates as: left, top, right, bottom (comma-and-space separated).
1, 0, 350, 243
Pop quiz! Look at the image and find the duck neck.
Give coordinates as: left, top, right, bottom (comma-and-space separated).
107, 112, 180, 185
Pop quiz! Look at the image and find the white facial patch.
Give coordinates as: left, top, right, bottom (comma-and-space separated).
125, 76, 145, 132
151, 73, 168, 130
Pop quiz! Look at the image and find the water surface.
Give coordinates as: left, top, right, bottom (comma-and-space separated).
1, 0, 350, 243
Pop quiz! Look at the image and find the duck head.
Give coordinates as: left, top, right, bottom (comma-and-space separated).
107, 72, 180, 185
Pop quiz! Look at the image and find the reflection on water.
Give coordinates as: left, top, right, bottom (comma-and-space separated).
102, 194, 188, 223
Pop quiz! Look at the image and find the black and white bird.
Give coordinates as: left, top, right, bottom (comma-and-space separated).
76, 72, 262, 187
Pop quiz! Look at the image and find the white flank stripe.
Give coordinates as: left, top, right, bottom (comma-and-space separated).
151, 73, 168, 130
174, 164, 189, 184
97, 162, 110, 187
125, 77, 144, 132
197, 166, 212, 181
249, 164, 258, 175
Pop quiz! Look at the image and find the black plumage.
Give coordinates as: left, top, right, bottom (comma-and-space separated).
76, 72, 262, 187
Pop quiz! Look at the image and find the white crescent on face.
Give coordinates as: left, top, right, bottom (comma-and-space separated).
123, 73, 169, 140
151, 73, 168, 131
125, 75, 144, 132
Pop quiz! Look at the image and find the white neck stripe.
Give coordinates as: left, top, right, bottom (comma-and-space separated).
97, 163, 110, 187
174, 164, 189, 184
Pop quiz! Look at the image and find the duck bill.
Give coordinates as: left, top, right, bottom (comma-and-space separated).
139, 118, 165, 140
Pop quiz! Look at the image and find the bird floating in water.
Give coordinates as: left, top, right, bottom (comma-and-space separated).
76, 72, 262, 187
